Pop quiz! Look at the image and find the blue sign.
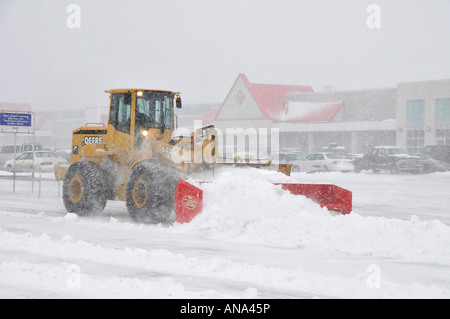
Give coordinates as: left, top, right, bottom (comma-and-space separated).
0, 113, 32, 127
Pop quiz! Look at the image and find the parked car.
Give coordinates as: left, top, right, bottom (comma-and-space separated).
421, 145, 450, 165
286, 153, 315, 173
304, 153, 355, 173
54, 150, 72, 163
415, 153, 448, 173
278, 152, 307, 163
0, 143, 43, 164
354, 146, 426, 174
4, 151, 67, 172
272, 151, 313, 173
320, 143, 347, 155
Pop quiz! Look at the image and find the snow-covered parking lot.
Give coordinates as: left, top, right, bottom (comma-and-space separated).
0, 169, 449, 299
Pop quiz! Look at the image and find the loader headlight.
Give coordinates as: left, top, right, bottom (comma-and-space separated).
137, 91, 143, 97
141, 129, 148, 137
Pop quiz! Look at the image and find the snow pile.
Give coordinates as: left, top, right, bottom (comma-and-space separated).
1, 169, 450, 298
177, 169, 450, 265
1, 226, 448, 299
0, 227, 241, 298
185, 170, 328, 239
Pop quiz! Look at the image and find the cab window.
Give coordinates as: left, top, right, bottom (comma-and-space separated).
136, 92, 174, 132
110, 93, 132, 134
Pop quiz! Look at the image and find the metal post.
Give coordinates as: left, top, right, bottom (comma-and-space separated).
31, 112, 35, 193
38, 172, 41, 198
13, 130, 17, 194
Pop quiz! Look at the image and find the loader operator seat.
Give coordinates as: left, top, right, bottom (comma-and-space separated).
135, 112, 151, 131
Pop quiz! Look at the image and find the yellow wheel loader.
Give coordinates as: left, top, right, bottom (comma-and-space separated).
55, 89, 352, 224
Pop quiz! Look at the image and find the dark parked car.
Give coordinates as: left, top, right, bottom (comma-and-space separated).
414, 153, 448, 172
354, 146, 426, 174
422, 145, 450, 163
419, 145, 450, 172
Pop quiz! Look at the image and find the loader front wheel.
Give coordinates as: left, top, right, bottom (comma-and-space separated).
126, 162, 179, 224
63, 161, 108, 216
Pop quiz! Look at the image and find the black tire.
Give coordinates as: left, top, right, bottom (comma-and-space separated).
126, 161, 180, 224
390, 164, 400, 175
63, 161, 108, 216
291, 165, 301, 173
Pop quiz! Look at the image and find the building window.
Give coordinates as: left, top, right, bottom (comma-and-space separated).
436, 98, 450, 120
436, 129, 450, 145
407, 100, 425, 121
407, 129, 424, 154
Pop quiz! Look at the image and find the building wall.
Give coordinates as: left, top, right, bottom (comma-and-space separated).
211, 76, 275, 157
276, 123, 397, 154
204, 78, 450, 156
215, 77, 265, 121
212, 119, 275, 158
283, 88, 398, 153
176, 104, 220, 132
397, 79, 450, 153
287, 88, 397, 122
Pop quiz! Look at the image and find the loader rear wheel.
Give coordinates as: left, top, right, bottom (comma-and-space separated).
63, 161, 108, 216
126, 162, 180, 224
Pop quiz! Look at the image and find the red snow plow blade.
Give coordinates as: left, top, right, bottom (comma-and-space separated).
175, 181, 352, 224
275, 184, 353, 215
175, 180, 204, 224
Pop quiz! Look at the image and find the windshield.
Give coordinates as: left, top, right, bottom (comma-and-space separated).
385, 148, 408, 155
136, 91, 174, 131
36, 152, 56, 158
288, 153, 307, 161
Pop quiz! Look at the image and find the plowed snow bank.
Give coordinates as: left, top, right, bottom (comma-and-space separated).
175, 169, 450, 264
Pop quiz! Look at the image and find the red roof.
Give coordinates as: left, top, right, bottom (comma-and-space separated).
214, 74, 341, 123
206, 74, 344, 124
239, 74, 314, 121
0, 103, 33, 113
278, 101, 344, 123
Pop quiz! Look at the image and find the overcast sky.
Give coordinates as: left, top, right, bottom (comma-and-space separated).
0, 0, 449, 111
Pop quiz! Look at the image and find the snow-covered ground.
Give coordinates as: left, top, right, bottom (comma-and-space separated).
0, 168, 449, 299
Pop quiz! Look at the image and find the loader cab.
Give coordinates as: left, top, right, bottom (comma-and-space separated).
106, 89, 181, 151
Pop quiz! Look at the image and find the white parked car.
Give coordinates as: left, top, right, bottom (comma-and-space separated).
54, 150, 72, 162
4, 151, 67, 172
283, 153, 315, 173
0, 143, 43, 164
305, 153, 355, 173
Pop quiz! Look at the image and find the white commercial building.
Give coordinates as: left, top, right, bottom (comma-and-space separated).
203, 74, 450, 155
